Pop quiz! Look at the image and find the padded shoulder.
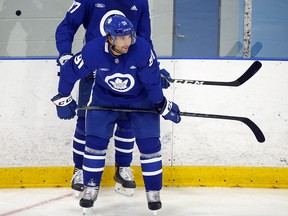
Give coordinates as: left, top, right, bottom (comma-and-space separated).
82, 37, 107, 69
128, 36, 152, 67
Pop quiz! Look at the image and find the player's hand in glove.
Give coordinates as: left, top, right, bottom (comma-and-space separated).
51, 94, 77, 120
155, 97, 181, 123
160, 69, 173, 89
57, 53, 73, 66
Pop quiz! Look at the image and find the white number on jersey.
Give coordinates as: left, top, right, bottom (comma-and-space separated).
68, 1, 81, 13
74, 54, 84, 69
149, 50, 156, 66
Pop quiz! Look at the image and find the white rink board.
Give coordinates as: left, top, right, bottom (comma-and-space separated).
172, 59, 288, 167
0, 59, 287, 168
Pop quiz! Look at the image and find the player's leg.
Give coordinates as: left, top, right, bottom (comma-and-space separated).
80, 108, 118, 213
71, 76, 94, 197
137, 137, 162, 212
129, 108, 162, 213
71, 116, 85, 196
113, 115, 136, 196
80, 135, 109, 213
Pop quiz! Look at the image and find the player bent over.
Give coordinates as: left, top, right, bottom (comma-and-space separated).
52, 15, 181, 214
55, 0, 173, 197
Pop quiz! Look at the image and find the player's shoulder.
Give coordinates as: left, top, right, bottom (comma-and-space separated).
129, 36, 152, 65
134, 36, 150, 51
82, 37, 107, 67
83, 36, 104, 50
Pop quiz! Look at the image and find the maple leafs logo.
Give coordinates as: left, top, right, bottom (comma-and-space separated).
109, 78, 128, 90
105, 73, 135, 92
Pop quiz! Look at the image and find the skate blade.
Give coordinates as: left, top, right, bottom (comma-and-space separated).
153, 210, 158, 215
82, 207, 93, 215
114, 182, 134, 197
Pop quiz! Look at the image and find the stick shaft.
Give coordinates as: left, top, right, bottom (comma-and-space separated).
79, 106, 265, 143
172, 61, 262, 87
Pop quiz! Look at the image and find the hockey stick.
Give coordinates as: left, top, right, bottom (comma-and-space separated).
79, 106, 265, 143
171, 60, 262, 87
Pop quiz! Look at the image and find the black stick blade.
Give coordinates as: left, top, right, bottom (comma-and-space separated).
233, 60, 262, 86
241, 117, 265, 143
180, 111, 265, 143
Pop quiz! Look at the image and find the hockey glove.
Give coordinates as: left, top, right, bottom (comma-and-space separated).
160, 69, 173, 89
57, 53, 73, 66
51, 94, 77, 120
155, 97, 181, 123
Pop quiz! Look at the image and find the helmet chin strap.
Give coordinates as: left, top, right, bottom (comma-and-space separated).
108, 35, 123, 56
111, 45, 123, 55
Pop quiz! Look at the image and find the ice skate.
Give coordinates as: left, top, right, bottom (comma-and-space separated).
146, 190, 162, 215
114, 165, 136, 196
79, 181, 99, 215
71, 167, 84, 198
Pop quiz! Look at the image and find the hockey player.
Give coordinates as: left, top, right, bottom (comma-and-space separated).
52, 15, 181, 213
55, 0, 173, 197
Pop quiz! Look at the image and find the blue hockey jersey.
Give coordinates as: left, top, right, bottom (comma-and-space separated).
56, 0, 152, 56
58, 36, 164, 105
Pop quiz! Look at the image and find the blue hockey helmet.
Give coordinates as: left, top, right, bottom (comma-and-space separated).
104, 14, 136, 44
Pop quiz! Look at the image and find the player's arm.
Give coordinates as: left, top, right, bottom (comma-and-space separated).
138, 49, 163, 103
51, 45, 95, 120
55, 0, 87, 58
138, 47, 181, 124
58, 51, 94, 95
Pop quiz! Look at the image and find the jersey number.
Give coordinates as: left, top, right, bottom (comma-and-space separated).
149, 50, 156, 66
74, 54, 84, 69
68, 1, 81, 13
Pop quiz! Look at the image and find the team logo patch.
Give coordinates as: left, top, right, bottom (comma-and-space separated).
105, 73, 135, 92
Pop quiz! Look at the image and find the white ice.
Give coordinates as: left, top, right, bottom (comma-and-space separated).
0, 187, 288, 216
